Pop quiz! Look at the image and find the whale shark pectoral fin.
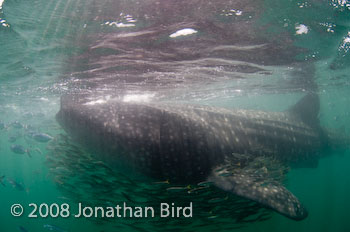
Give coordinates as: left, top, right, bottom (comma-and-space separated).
208, 167, 308, 221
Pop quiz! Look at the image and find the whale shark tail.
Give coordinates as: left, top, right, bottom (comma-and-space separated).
209, 157, 308, 221
289, 94, 349, 153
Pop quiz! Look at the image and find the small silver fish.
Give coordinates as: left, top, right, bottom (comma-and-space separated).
166, 186, 188, 193
33, 133, 53, 143
18, 226, 29, 232
10, 145, 31, 158
7, 178, 26, 191
43, 224, 67, 232
11, 121, 23, 129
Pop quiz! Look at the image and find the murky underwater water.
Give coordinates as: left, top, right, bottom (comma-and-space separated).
1, 0, 350, 231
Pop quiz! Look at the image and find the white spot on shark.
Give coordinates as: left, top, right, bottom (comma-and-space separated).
169, 28, 198, 38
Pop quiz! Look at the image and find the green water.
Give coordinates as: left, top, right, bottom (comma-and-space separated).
1, 0, 350, 231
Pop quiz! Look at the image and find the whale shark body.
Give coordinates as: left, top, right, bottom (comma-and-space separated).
56, 93, 343, 221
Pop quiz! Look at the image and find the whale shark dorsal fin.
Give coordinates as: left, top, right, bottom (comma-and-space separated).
208, 165, 308, 220
288, 93, 320, 128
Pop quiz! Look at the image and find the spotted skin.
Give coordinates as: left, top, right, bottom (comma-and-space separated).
209, 165, 308, 220
56, 94, 336, 220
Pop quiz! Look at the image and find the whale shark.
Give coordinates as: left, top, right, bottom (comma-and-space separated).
50, 0, 350, 225
56, 92, 346, 221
